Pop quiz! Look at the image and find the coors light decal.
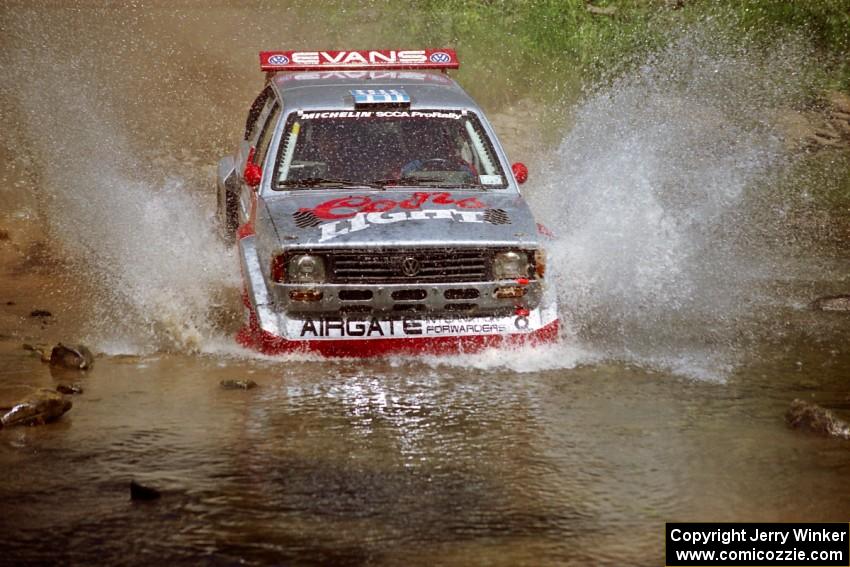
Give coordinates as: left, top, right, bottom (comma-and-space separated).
296, 192, 487, 242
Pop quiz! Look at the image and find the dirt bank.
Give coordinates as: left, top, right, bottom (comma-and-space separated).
778, 90, 850, 151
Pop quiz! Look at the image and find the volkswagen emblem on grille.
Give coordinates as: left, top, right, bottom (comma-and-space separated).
400, 257, 421, 277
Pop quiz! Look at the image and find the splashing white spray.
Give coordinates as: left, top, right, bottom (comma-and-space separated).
6, 57, 239, 353
527, 25, 815, 379
1, 16, 820, 371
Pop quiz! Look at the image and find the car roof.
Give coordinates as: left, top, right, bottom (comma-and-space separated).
269, 71, 484, 113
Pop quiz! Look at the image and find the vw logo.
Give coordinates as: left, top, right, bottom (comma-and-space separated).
429, 52, 451, 64
400, 257, 421, 277
268, 54, 290, 65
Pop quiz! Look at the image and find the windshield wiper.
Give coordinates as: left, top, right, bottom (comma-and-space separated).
278, 177, 384, 190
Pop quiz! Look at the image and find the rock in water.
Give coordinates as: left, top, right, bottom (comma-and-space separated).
49, 343, 94, 370
56, 383, 84, 395
785, 399, 850, 440
130, 480, 161, 501
220, 379, 257, 390
811, 295, 850, 312
22, 343, 52, 362
0, 388, 72, 427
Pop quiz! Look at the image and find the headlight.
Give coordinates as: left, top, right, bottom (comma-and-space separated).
287, 254, 326, 283
493, 251, 528, 280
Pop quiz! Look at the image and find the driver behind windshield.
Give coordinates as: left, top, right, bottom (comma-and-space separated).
396, 120, 477, 184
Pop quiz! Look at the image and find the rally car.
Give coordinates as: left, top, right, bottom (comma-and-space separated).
217, 49, 559, 356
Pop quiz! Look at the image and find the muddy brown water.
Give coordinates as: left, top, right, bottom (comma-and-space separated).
1, 333, 850, 566
2, 3, 850, 566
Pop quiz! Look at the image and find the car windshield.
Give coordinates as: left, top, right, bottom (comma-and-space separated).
273, 110, 507, 190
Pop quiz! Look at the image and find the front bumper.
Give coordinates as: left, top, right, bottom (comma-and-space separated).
237, 235, 560, 356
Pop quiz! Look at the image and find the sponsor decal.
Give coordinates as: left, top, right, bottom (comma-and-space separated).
318, 208, 485, 242
278, 71, 453, 83
429, 51, 451, 64
298, 110, 461, 120
301, 192, 486, 220
292, 50, 428, 66
260, 49, 458, 72
268, 54, 289, 65
296, 193, 491, 241
299, 111, 375, 119
298, 316, 507, 338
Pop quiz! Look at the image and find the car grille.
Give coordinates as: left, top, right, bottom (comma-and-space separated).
328, 248, 491, 283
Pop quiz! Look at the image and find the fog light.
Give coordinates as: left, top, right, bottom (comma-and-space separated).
289, 289, 323, 302
494, 286, 526, 299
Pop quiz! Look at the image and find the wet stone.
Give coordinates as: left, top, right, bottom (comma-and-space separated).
56, 383, 84, 395
49, 344, 94, 370
0, 388, 72, 428
22, 343, 52, 362
785, 399, 850, 440
811, 295, 850, 312
220, 379, 257, 390
130, 480, 161, 501
795, 378, 820, 390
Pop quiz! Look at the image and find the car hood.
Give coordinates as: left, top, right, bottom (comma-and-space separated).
260, 190, 541, 249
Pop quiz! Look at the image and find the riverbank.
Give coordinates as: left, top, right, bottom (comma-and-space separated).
408, 1, 850, 91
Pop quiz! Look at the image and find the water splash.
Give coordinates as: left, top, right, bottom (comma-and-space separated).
0, 13, 823, 373
5, 56, 238, 353
394, 341, 596, 373
527, 24, 816, 379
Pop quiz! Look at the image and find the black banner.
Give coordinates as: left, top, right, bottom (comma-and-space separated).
666, 523, 849, 566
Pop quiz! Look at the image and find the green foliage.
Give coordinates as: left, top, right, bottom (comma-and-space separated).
691, 0, 850, 88
394, 0, 850, 92
399, 0, 664, 88
725, 0, 850, 53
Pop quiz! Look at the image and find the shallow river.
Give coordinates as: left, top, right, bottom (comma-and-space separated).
1, 3, 850, 566
1, 325, 849, 565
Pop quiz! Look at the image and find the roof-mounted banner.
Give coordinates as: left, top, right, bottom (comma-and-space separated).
260, 49, 459, 72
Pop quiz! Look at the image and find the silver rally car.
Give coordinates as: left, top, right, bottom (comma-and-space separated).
217, 49, 559, 355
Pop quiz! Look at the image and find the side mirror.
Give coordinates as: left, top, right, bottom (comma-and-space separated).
244, 162, 262, 188
512, 162, 528, 184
